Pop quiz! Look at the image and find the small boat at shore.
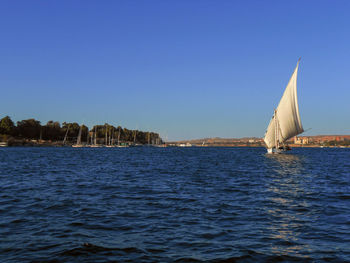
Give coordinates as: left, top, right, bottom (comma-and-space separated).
264, 59, 304, 154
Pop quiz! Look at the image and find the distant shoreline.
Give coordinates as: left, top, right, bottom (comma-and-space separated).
1, 140, 349, 148
169, 135, 350, 148
0, 116, 162, 146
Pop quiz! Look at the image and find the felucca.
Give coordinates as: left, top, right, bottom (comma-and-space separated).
264, 59, 304, 154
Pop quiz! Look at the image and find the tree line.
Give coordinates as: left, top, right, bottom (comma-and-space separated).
0, 116, 162, 145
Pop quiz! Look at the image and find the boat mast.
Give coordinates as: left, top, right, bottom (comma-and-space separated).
87, 129, 89, 145
77, 125, 82, 145
63, 125, 70, 145
111, 127, 114, 145
105, 125, 108, 146
94, 126, 97, 145
108, 127, 111, 146
118, 127, 121, 146
274, 110, 281, 149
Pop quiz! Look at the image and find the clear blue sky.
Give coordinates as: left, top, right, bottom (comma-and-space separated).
1, 1, 349, 141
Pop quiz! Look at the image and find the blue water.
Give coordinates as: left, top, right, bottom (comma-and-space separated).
0, 147, 349, 262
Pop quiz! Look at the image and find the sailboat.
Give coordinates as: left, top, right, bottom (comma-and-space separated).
72, 125, 84, 147
106, 126, 117, 147
116, 127, 127, 147
264, 59, 304, 154
89, 126, 102, 147
129, 130, 140, 147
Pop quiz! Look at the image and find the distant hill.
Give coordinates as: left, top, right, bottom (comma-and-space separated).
169, 137, 264, 147
169, 135, 350, 147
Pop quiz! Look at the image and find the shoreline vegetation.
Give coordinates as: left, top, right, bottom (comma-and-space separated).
0, 116, 162, 147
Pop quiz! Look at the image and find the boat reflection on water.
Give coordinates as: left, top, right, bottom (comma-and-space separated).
264, 153, 313, 258
265, 153, 304, 176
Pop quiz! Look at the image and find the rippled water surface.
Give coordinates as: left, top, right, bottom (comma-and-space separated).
0, 147, 350, 262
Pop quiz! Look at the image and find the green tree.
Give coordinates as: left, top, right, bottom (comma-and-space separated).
81, 125, 89, 143
0, 116, 15, 135
16, 119, 41, 139
43, 120, 61, 140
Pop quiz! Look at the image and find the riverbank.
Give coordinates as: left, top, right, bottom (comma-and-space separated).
4, 138, 64, 147
171, 135, 350, 148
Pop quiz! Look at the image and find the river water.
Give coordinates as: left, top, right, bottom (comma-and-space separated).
0, 147, 349, 262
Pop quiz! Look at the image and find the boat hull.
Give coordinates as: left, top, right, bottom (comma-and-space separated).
267, 148, 283, 154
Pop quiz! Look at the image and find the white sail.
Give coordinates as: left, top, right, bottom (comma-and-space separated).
264, 60, 304, 149
77, 125, 82, 145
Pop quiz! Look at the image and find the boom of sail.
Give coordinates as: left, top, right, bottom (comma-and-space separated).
264, 60, 304, 149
